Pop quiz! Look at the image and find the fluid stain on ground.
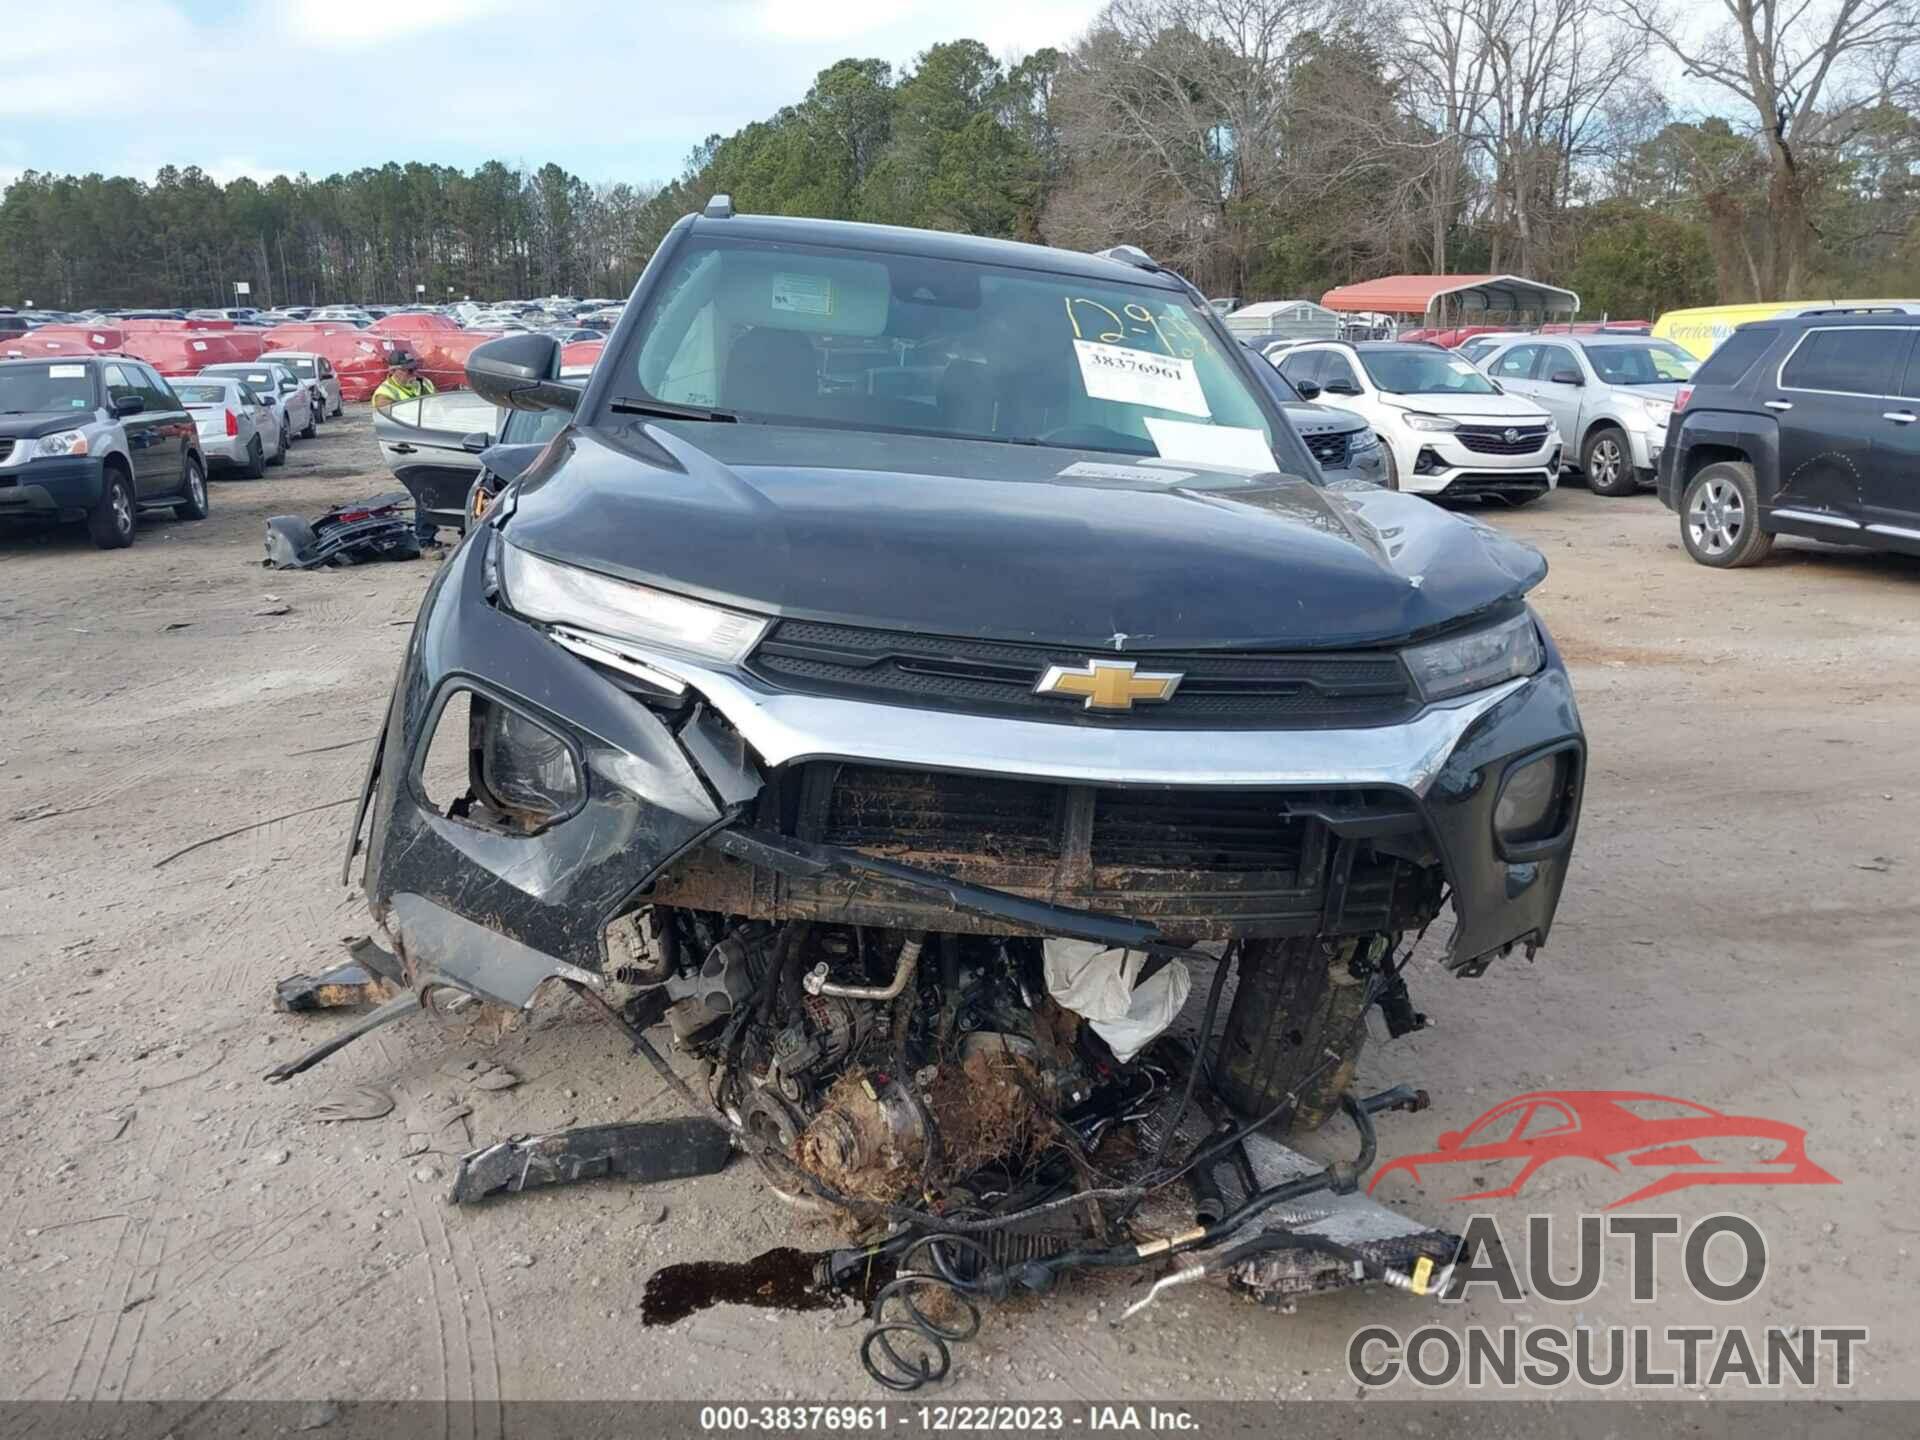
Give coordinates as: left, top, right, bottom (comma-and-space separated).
641, 1245, 896, 1327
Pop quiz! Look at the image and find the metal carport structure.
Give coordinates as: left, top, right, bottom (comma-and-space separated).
1320, 274, 1580, 329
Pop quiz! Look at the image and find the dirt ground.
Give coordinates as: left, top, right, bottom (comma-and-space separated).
1, 414, 1914, 1404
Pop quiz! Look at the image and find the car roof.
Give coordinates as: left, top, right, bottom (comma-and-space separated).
686, 211, 1190, 291
0, 354, 102, 368
1573, 334, 1677, 348
1743, 311, 1920, 335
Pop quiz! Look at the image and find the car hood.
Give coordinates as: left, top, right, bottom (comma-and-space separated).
1283, 402, 1366, 437
501, 422, 1547, 650
1378, 392, 1550, 423
0, 410, 94, 441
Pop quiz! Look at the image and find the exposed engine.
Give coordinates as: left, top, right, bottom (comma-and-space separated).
628, 915, 1133, 1206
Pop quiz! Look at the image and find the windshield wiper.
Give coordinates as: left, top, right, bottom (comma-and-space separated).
610, 396, 739, 423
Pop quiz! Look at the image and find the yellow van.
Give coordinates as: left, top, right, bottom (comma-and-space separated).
1655, 300, 1920, 357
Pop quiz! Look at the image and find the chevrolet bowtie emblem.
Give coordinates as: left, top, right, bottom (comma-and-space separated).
1035, 658, 1183, 712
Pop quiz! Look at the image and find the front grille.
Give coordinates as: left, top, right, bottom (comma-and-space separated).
819, 766, 1061, 862
805, 765, 1345, 873
1456, 425, 1549, 455
748, 621, 1420, 730
652, 762, 1445, 938
805, 764, 1404, 876
1302, 430, 1350, 467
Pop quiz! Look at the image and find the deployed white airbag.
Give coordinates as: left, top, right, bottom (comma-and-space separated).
1042, 940, 1191, 1065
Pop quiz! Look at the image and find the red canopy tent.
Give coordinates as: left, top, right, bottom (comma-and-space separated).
1321, 274, 1580, 346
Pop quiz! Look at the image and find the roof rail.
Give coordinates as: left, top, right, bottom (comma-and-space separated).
1095, 244, 1161, 273
703, 194, 734, 220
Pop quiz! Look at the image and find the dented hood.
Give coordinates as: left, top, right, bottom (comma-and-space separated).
502, 422, 1547, 650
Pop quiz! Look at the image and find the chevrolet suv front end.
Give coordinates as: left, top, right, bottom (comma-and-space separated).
342, 212, 1584, 1195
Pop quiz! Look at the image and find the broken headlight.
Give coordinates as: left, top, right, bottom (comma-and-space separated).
1402, 612, 1543, 702
498, 540, 769, 664
476, 699, 583, 826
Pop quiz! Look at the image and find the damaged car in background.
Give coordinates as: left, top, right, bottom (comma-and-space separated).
312, 203, 1584, 1386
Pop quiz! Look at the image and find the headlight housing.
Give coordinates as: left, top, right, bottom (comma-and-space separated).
1348, 427, 1381, 452
498, 541, 770, 664
1402, 612, 1543, 702
35, 429, 89, 457
1634, 396, 1673, 428
1400, 413, 1457, 433
476, 699, 583, 827
1495, 749, 1573, 847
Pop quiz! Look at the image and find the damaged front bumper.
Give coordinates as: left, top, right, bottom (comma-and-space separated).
348, 529, 1583, 1008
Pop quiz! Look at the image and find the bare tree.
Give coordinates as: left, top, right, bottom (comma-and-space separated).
1609, 0, 1920, 296
1392, 0, 1498, 272
1476, 0, 1651, 274
1045, 0, 1363, 292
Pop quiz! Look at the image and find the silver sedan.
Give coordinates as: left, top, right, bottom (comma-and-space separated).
174, 377, 283, 477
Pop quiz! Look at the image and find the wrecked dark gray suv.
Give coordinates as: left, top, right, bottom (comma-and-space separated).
336, 207, 1583, 1358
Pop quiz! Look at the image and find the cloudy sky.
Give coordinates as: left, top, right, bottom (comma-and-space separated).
1, 0, 1108, 191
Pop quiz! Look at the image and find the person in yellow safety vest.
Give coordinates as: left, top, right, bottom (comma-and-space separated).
371, 352, 436, 409
371, 354, 445, 547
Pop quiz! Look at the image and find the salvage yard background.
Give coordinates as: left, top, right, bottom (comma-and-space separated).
0, 414, 1915, 1400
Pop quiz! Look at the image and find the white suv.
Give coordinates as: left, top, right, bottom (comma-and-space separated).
1276, 341, 1562, 503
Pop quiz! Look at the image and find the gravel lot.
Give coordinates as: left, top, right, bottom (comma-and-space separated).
2, 408, 1914, 1403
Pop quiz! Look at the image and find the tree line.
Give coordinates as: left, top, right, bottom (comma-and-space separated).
4, 0, 1916, 316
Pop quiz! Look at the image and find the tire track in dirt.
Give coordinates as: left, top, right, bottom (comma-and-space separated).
62, 1118, 177, 1400
393, 1070, 502, 1440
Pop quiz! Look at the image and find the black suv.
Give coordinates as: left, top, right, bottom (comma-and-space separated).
0, 355, 209, 547
1658, 312, 1920, 567
344, 204, 1585, 1173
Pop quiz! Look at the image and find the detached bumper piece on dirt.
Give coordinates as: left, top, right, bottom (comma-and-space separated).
264, 491, 422, 570
317, 516, 1583, 1385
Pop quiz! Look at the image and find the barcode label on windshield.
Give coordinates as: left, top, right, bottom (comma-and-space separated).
1073, 340, 1209, 417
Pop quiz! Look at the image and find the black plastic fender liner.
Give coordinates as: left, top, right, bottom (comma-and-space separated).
449, 1117, 734, 1204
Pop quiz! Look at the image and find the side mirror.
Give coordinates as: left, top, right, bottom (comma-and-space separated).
1293, 378, 1322, 400
461, 431, 493, 454
1437, 1130, 1463, 1152
112, 393, 144, 416
466, 333, 577, 412
1549, 369, 1584, 386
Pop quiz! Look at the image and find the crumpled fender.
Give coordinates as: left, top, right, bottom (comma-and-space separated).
356, 530, 734, 1003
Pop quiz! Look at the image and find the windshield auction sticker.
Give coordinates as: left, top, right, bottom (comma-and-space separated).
772, 272, 834, 317
1073, 340, 1209, 417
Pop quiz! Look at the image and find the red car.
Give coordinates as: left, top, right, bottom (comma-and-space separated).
1368, 1090, 1837, 1209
